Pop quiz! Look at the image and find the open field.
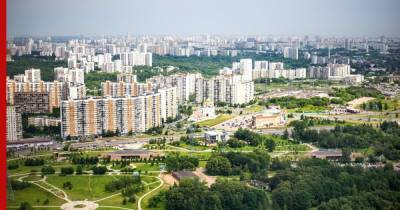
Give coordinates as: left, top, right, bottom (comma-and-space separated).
46, 175, 116, 201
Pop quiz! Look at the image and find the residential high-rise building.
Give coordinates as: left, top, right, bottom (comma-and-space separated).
14, 92, 51, 114
120, 52, 153, 67
238, 59, 253, 81
25, 68, 41, 82
7, 106, 22, 142
283, 47, 299, 60
117, 73, 137, 83
7, 79, 64, 109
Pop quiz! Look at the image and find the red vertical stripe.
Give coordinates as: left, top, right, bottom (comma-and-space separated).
1, 0, 7, 208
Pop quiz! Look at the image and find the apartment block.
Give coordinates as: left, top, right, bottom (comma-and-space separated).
61, 91, 177, 138
7, 106, 22, 142
7, 79, 64, 109
14, 92, 51, 114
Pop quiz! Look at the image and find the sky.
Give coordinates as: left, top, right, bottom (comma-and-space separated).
7, 0, 400, 37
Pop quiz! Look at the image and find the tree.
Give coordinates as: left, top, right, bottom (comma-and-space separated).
41, 165, 55, 175
60, 167, 74, 175
283, 129, 289, 140
264, 137, 276, 152
92, 166, 107, 175
206, 156, 232, 176
76, 165, 83, 175
63, 181, 73, 190
19, 202, 33, 210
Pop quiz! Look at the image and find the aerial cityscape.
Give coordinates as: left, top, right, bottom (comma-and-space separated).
5, 0, 400, 210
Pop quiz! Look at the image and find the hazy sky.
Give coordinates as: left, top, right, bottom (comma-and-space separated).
7, 0, 400, 37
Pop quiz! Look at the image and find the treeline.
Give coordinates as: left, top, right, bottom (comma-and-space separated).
292, 122, 400, 160
24, 158, 45, 166
105, 176, 142, 192
71, 155, 99, 165
11, 180, 31, 190
289, 115, 345, 127
329, 86, 383, 102
268, 158, 400, 210
206, 150, 270, 176
21, 113, 61, 138
23, 125, 61, 138
263, 96, 331, 109
361, 99, 399, 111
153, 52, 309, 77
7, 55, 67, 81
165, 153, 199, 172
164, 179, 269, 210
234, 128, 276, 151
85, 72, 117, 94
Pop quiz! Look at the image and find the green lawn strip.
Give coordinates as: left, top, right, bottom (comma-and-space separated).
7, 184, 66, 207
177, 143, 210, 151
244, 104, 264, 113
166, 151, 213, 161
195, 114, 234, 127
96, 193, 132, 209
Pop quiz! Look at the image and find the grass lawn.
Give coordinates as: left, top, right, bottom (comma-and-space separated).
96, 193, 131, 208
195, 114, 234, 127
141, 184, 169, 210
109, 162, 161, 172
97, 177, 161, 209
177, 142, 210, 151
7, 184, 66, 207
222, 145, 257, 152
244, 104, 265, 113
7, 165, 43, 176
141, 175, 160, 185
134, 163, 162, 172
168, 151, 213, 161
46, 175, 116, 201
22, 175, 43, 182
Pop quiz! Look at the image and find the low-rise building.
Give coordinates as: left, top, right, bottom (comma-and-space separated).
310, 149, 342, 160
189, 99, 216, 122
102, 149, 162, 161
28, 116, 60, 127
204, 130, 230, 143
7, 137, 53, 151
252, 107, 285, 128
172, 170, 198, 181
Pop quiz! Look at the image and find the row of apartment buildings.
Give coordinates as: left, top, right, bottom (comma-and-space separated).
61, 87, 177, 138
104, 72, 255, 106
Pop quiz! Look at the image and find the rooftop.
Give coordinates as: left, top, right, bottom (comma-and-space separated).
172, 170, 198, 181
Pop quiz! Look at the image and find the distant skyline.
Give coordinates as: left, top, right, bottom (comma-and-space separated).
7, 0, 400, 38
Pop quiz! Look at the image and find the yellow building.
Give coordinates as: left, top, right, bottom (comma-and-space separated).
252, 107, 285, 128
